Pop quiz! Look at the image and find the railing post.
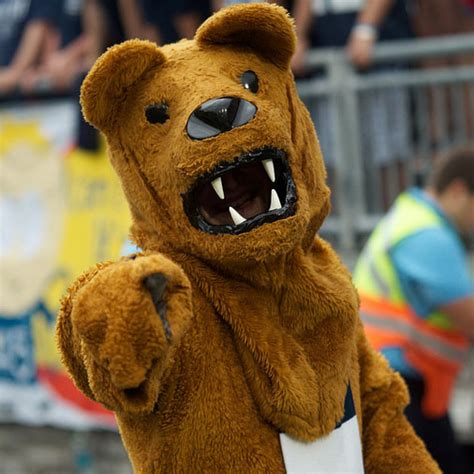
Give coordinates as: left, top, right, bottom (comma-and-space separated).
325, 53, 364, 254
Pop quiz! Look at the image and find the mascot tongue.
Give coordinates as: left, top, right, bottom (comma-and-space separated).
196, 160, 272, 225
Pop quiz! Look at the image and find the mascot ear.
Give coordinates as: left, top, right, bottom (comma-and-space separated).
81, 39, 166, 132
195, 3, 296, 69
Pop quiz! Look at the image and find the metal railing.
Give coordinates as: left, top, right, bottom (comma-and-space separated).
297, 33, 474, 254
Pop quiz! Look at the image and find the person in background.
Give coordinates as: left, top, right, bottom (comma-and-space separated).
353, 147, 474, 474
20, 0, 99, 93
19, 0, 168, 93
0, 0, 60, 95
288, 0, 413, 210
289, 0, 413, 73
143, 0, 212, 42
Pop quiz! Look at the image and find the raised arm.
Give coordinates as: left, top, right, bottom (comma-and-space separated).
56, 253, 193, 414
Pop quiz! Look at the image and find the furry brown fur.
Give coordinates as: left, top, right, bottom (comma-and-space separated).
56, 4, 440, 473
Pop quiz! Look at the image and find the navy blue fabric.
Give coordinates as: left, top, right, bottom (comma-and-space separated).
0, 0, 61, 66
335, 385, 356, 429
171, 0, 211, 18
310, 0, 413, 48
97, 0, 125, 47
58, 0, 83, 47
391, 189, 473, 318
74, 71, 99, 152
141, 0, 179, 44
404, 376, 470, 474
141, 0, 211, 45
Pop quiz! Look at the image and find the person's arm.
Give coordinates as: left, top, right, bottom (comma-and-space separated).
127, 0, 162, 43
346, 0, 395, 69
439, 296, 474, 340
392, 226, 474, 336
0, 20, 52, 93
355, 0, 396, 27
174, 11, 201, 40
117, 0, 160, 42
82, 0, 107, 68
118, 0, 144, 39
290, 0, 312, 75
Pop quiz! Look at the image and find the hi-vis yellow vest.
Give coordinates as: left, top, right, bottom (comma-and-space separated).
353, 192, 470, 418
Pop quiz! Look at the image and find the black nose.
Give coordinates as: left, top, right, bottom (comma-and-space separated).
187, 97, 257, 140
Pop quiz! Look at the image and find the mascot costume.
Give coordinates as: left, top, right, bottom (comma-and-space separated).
57, 4, 439, 473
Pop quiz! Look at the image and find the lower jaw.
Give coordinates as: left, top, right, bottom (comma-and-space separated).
188, 185, 296, 235
202, 195, 268, 226
192, 203, 296, 235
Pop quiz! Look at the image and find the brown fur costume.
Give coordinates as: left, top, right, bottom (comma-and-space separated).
56, 4, 439, 473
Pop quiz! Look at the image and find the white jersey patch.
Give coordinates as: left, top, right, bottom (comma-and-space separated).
279, 386, 364, 473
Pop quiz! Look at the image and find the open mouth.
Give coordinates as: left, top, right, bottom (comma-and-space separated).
183, 148, 297, 234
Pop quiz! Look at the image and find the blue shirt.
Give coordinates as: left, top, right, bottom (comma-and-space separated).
0, 0, 60, 66
58, 0, 83, 47
382, 188, 473, 376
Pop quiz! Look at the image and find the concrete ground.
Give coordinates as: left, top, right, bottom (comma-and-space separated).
1, 422, 473, 473
0, 424, 131, 474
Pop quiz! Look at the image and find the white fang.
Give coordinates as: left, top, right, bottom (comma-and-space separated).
269, 189, 282, 211
229, 206, 246, 225
211, 177, 225, 200
262, 159, 276, 182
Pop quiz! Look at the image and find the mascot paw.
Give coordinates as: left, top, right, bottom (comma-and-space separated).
71, 254, 192, 395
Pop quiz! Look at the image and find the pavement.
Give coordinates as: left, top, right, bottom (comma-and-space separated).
0, 424, 131, 474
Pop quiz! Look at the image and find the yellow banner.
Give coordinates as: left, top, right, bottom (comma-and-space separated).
0, 101, 130, 429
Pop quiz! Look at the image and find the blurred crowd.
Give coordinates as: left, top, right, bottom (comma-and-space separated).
1, 0, 473, 99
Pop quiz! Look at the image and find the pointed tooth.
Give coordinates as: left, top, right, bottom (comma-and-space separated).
211, 177, 225, 200
228, 206, 246, 225
269, 189, 282, 211
262, 159, 276, 183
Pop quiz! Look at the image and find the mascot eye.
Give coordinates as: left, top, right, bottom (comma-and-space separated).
240, 71, 259, 93
145, 103, 169, 124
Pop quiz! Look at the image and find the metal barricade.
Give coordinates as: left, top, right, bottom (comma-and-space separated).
296, 33, 474, 443
297, 33, 474, 254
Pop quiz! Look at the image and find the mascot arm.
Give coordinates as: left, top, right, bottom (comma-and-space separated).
357, 324, 441, 473
56, 253, 193, 414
